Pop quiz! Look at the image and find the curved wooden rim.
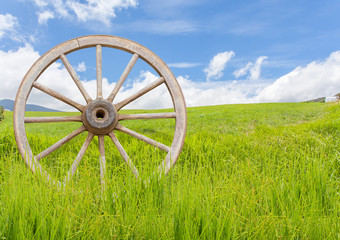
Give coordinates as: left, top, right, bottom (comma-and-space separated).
13, 35, 187, 181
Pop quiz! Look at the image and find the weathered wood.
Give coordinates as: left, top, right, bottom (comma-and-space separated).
60, 54, 92, 103
96, 45, 103, 99
65, 132, 94, 183
108, 132, 139, 178
98, 135, 106, 187
33, 81, 85, 112
25, 115, 82, 123
115, 77, 165, 110
115, 123, 170, 152
107, 53, 139, 102
14, 35, 187, 183
119, 112, 176, 120
36, 125, 86, 161
82, 99, 118, 135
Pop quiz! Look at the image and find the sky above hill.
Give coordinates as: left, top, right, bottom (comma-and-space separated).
1, 0, 340, 110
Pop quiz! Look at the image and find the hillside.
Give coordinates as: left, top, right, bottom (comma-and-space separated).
0, 99, 59, 112
0, 102, 339, 239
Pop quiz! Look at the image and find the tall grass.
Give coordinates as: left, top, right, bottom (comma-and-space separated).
0, 106, 4, 122
0, 102, 339, 239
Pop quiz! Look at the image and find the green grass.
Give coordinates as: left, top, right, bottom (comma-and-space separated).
0, 106, 4, 122
0, 102, 339, 239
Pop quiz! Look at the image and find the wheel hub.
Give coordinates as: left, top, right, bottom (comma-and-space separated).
82, 99, 117, 135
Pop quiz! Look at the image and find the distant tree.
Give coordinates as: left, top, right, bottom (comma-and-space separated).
0, 106, 4, 122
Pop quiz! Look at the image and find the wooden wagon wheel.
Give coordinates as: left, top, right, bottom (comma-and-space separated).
13, 35, 187, 184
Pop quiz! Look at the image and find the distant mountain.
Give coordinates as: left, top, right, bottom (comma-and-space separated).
0, 99, 60, 112
305, 97, 326, 103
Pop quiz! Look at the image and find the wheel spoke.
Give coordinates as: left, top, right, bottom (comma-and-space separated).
36, 125, 86, 161
33, 81, 85, 112
119, 112, 176, 121
108, 132, 139, 178
65, 132, 94, 183
115, 77, 165, 110
115, 123, 170, 152
96, 45, 103, 99
60, 54, 92, 103
25, 115, 82, 123
98, 135, 106, 186
107, 53, 139, 102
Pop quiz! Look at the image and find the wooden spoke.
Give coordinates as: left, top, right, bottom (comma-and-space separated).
119, 112, 176, 121
107, 53, 139, 102
33, 81, 85, 112
35, 125, 86, 161
14, 35, 187, 183
25, 115, 82, 123
60, 54, 92, 103
96, 45, 103, 99
115, 123, 170, 152
108, 132, 139, 178
65, 132, 94, 183
98, 135, 106, 186
115, 77, 165, 110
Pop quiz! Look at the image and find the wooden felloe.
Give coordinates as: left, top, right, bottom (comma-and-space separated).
13, 35, 187, 184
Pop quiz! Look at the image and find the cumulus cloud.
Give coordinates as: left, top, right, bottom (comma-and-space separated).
37, 10, 55, 25
0, 13, 18, 39
0, 44, 255, 111
0, 44, 169, 111
33, 0, 48, 7
255, 51, 340, 102
67, 0, 138, 26
204, 51, 235, 81
2, 45, 340, 111
177, 76, 266, 107
234, 56, 268, 80
53, 0, 69, 18
0, 45, 40, 100
233, 62, 252, 78
76, 62, 86, 72
30, 0, 138, 26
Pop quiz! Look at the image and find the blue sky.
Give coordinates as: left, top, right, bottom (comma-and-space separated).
1, 0, 340, 110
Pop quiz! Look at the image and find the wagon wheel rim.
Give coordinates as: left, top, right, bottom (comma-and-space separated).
13, 35, 187, 185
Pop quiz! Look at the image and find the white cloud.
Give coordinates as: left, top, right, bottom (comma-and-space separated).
233, 62, 252, 78
250, 56, 268, 80
33, 0, 48, 7
67, 0, 138, 26
30, 0, 138, 26
233, 56, 268, 80
37, 10, 55, 25
0, 45, 40, 100
53, 0, 69, 18
255, 51, 340, 102
204, 51, 235, 81
0, 44, 253, 110
177, 76, 266, 107
0, 14, 18, 39
168, 62, 202, 68
2, 45, 340, 111
76, 62, 86, 72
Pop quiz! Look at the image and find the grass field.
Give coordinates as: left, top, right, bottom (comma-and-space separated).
0, 102, 339, 239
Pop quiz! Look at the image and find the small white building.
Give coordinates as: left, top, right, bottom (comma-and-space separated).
325, 96, 337, 102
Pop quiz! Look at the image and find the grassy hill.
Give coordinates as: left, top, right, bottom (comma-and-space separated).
0, 102, 339, 239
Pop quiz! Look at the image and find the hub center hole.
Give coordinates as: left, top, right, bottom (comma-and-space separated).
96, 109, 105, 119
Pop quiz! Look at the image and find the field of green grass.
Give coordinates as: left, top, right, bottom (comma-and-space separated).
0, 102, 339, 239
